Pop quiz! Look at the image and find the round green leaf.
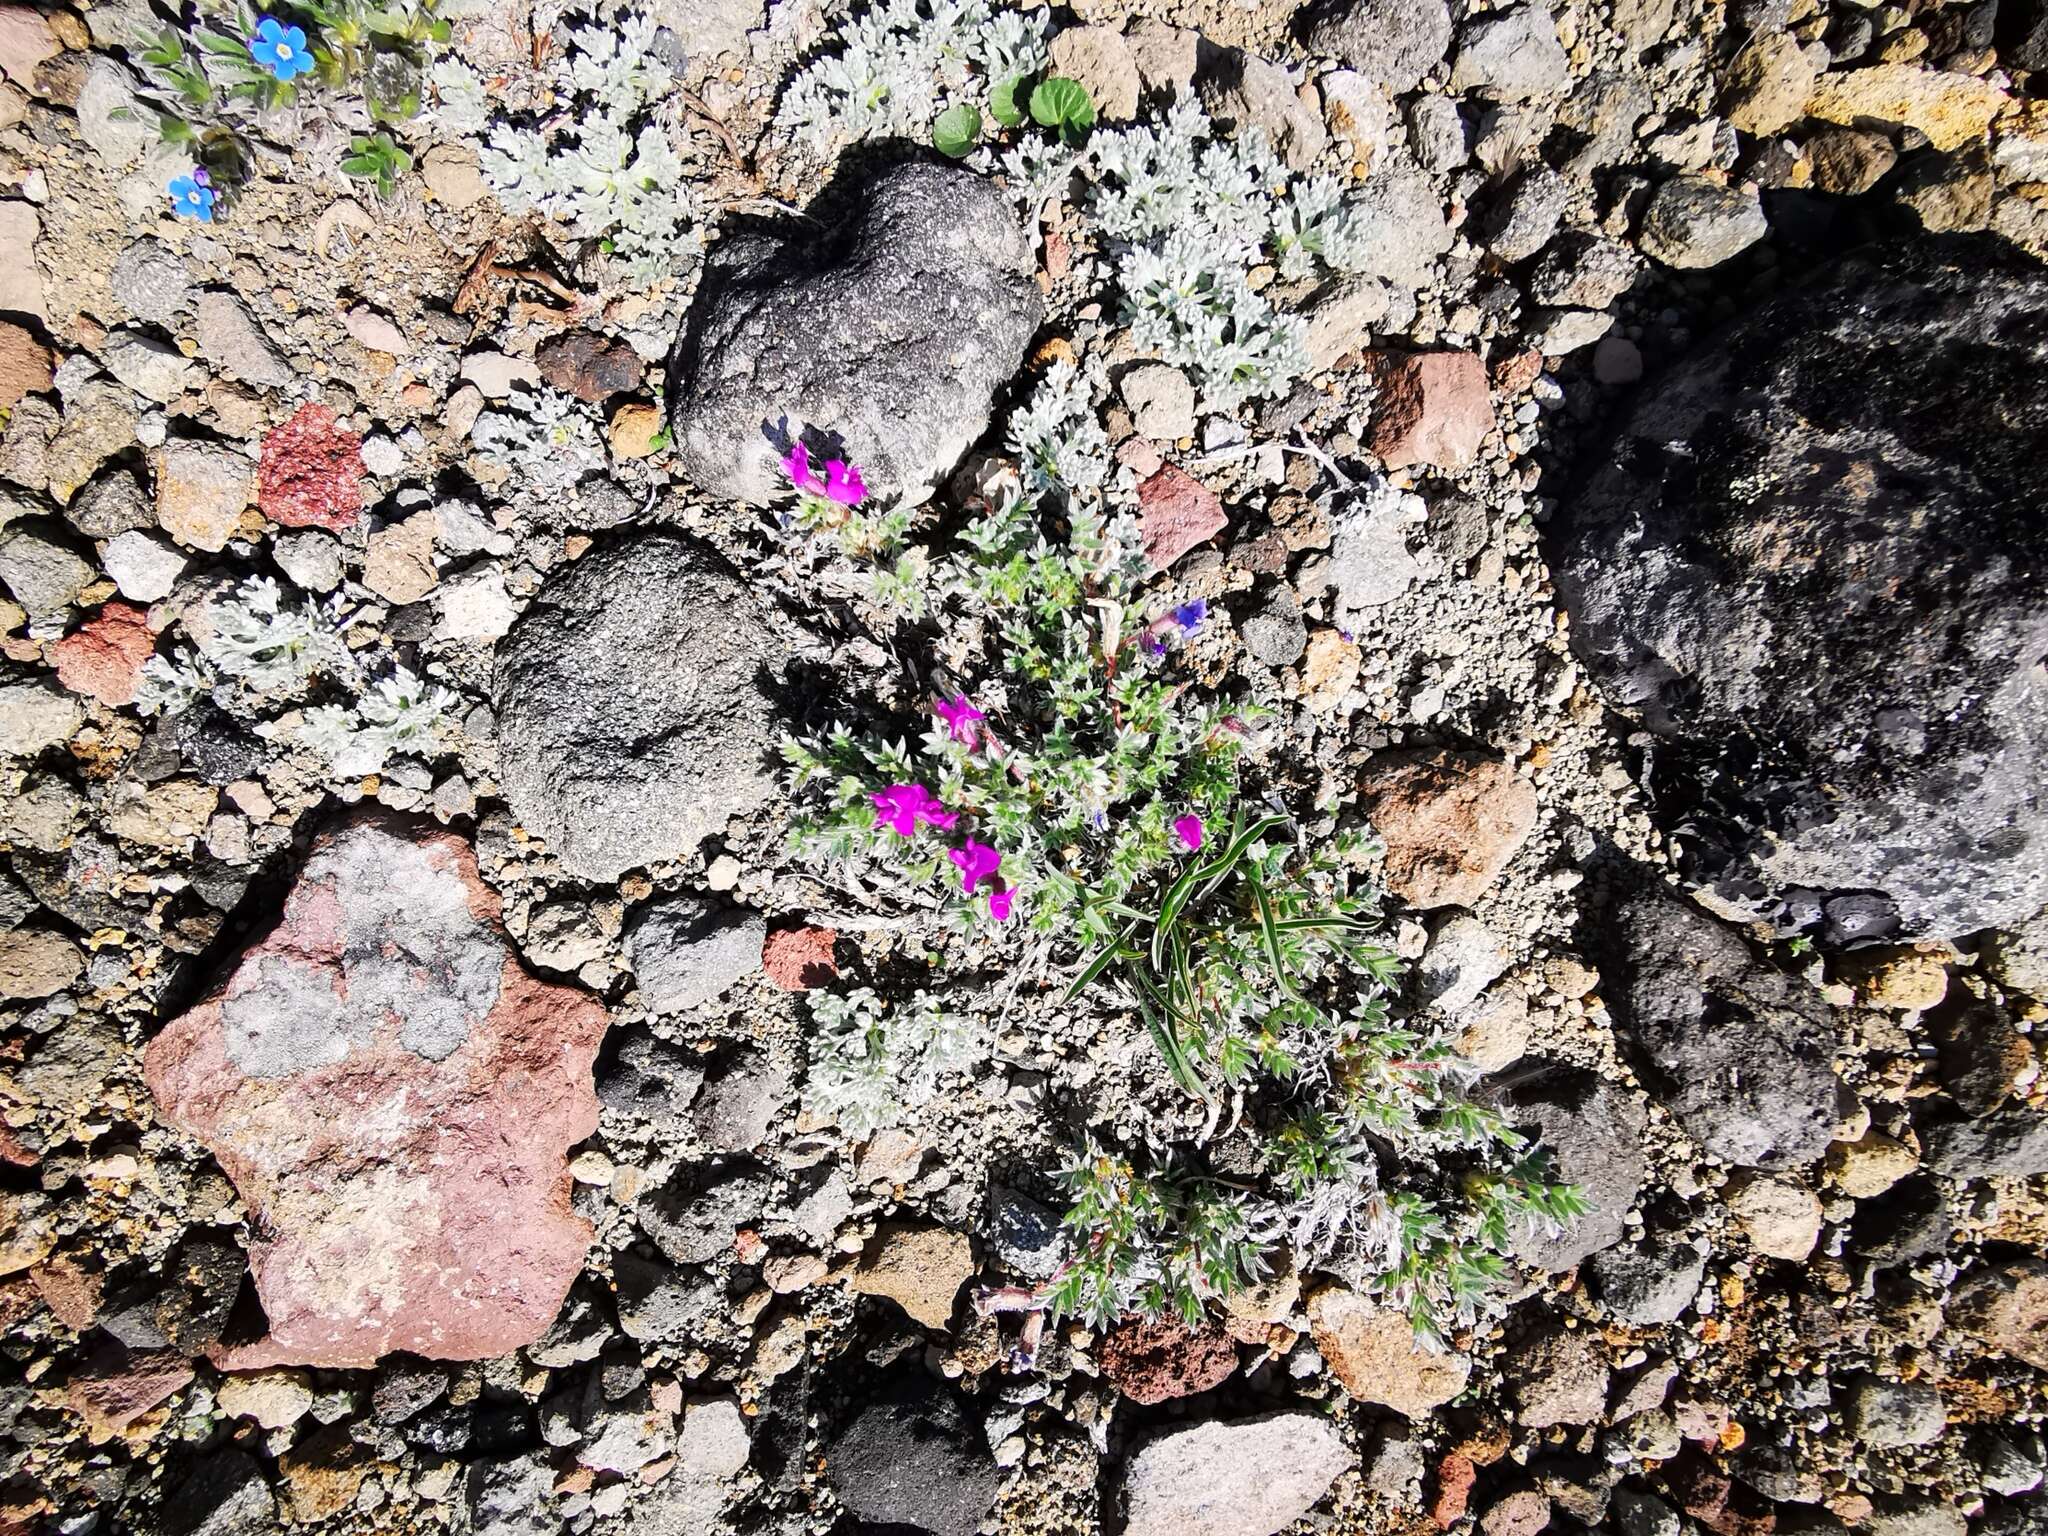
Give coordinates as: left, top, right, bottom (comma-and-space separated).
989, 74, 1026, 128
1029, 76, 1095, 135
932, 101, 982, 158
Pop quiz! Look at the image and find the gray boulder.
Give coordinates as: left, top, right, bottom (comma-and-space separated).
825, 1376, 1003, 1536
1923, 1108, 2048, 1179
1299, 0, 1453, 95
1598, 886, 1839, 1167
494, 532, 784, 883
1449, 4, 1570, 100
1506, 1065, 1647, 1270
1556, 237, 2048, 941
668, 161, 1040, 506
1637, 175, 1767, 268
1589, 1233, 1705, 1325
625, 894, 763, 1015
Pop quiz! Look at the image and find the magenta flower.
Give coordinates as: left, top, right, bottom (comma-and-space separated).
949, 839, 1001, 894
872, 783, 956, 837
935, 693, 985, 747
782, 440, 866, 507
1173, 814, 1204, 851
823, 458, 866, 507
987, 886, 1015, 922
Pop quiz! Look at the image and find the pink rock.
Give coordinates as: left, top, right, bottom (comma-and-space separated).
143, 810, 609, 1369
1368, 351, 1493, 471
762, 925, 838, 992
1137, 463, 1227, 571
50, 602, 155, 707
63, 1346, 193, 1441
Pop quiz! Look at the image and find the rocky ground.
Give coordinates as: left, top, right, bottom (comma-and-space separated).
0, 0, 2045, 1533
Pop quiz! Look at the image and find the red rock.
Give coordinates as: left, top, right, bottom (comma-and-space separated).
1482, 1489, 1554, 1536
1432, 1452, 1477, 1529
762, 925, 838, 991
1100, 1316, 1240, 1403
29, 1257, 100, 1329
143, 809, 609, 1369
537, 330, 645, 402
0, 1124, 36, 1167
1368, 350, 1493, 471
50, 601, 155, 707
1358, 749, 1538, 909
1492, 347, 1543, 395
0, 319, 51, 410
1137, 463, 1227, 570
257, 402, 365, 531
62, 1346, 193, 1440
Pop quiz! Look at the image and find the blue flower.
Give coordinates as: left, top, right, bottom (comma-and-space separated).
249, 16, 315, 81
167, 172, 215, 222
1172, 598, 1208, 634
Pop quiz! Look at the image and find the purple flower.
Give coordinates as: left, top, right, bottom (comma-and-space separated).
1173, 814, 1204, 852
1172, 599, 1207, 634
934, 693, 985, 747
783, 440, 867, 507
250, 15, 315, 81
823, 458, 866, 507
949, 839, 1001, 894
783, 440, 827, 497
872, 782, 955, 837
987, 886, 1015, 922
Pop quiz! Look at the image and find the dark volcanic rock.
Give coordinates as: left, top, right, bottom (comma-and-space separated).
494, 531, 786, 883
1595, 885, 1840, 1168
1555, 236, 2048, 942
668, 161, 1041, 506
1506, 1064, 1648, 1269
824, 1375, 1003, 1536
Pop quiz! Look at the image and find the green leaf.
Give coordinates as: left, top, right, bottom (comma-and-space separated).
1063, 926, 1136, 1004
932, 102, 981, 158
1029, 76, 1094, 138
195, 30, 251, 56
340, 155, 380, 176
989, 74, 1026, 128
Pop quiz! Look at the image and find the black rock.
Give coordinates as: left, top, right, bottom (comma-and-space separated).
1848, 1176, 1952, 1266
1999, 0, 2048, 69
405, 1402, 472, 1455
1506, 1064, 1648, 1270
596, 1030, 707, 1132
372, 1358, 447, 1424
1595, 885, 1839, 1168
1555, 236, 2048, 942
161, 1449, 275, 1536
825, 1375, 1004, 1536
1922, 1108, 2048, 1179
1589, 1233, 1706, 1325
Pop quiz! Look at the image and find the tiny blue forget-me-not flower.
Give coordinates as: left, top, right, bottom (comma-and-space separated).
167, 169, 215, 221
249, 16, 315, 81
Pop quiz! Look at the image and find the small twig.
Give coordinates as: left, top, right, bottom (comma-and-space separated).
489, 263, 586, 309
453, 236, 501, 317
675, 84, 751, 176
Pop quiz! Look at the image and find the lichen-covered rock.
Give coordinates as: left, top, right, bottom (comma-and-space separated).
668, 161, 1040, 506
142, 810, 608, 1368
494, 532, 786, 883
1122, 1412, 1350, 1536
1556, 237, 2048, 941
